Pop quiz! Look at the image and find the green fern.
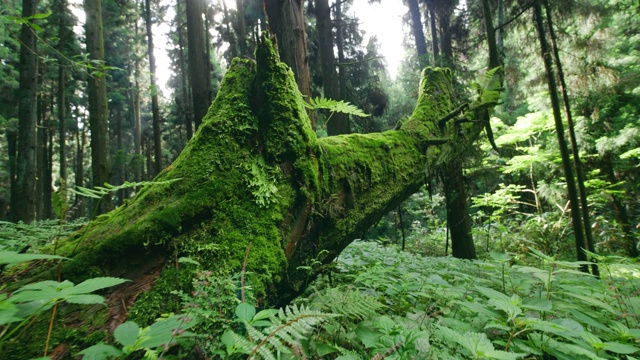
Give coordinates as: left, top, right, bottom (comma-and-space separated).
222, 303, 337, 359
309, 286, 385, 320
305, 97, 370, 128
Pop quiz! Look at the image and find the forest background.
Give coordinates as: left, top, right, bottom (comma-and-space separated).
0, 0, 640, 358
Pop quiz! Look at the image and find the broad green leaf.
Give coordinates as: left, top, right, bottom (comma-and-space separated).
522, 298, 552, 312
235, 302, 255, 322
0, 251, 67, 265
355, 323, 380, 348
0, 299, 20, 325
114, 321, 140, 348
63, 277, 128, 295
253, 309, 277, 322
78, 343, 123, 360
64, 294, 106, 305
30, 12, 52, 19
602, 342, 639, 354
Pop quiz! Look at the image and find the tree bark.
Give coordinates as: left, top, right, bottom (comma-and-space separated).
264, 0, 314, 128
542, 0, 600, 273
176, 0, 193, 140
15, 0, 40, 222
145, 0, 163, 175
443, 159, 476, 259
407, 0, 429, 67
533, 0, 588, 268
427, 4, 439, 63
315, 0, 348, 135
2, 36, 495, 358
186, 0, 212, 130
85, 0, 112, 215
235, 0, 247, 57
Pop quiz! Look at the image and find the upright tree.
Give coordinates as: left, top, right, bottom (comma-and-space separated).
14, 0, 40, 222
315, 0, 348, 135
264, 0, 314, 127
186, 0, 212, 130
406, 0, 429, 67
144, 0, 162, 175
533, 0, 588, 268
85, 0, 112, 215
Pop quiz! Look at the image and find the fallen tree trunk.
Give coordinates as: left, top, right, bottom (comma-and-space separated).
4, 34, 492, 358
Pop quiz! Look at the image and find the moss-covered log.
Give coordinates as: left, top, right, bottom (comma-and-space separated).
3, 34, 491, 358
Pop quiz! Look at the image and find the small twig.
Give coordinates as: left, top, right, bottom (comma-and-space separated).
241, 242, 252, 303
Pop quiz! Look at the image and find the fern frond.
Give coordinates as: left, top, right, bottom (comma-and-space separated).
306, 97, 370, 118
310, 287, 385, 320
236, 303, 337, 360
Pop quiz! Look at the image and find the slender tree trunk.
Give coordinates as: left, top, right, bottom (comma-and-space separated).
315, 0, 348, 135
542, 0, 600, 272
601, 155, 638, 258
483, 0, 500, 70
235, 0, 247, 57
145, 0, 162, 175
74, 106, 86, 217
427, 5, 439, 63
407, 0, 428, 67
85, 0, 112, 215
497, 0, 504, 52
15, 0, 40, 222
264, 0, 314, 127
186, 0, 212, 130
36, 90, 44, 220
222, 0, 238, 59
443, 160, 476, 259
439, 11, 453, 66
533, 0, 588, 268
335, 0, 348, 131
176, 0, 193, 140
57, 0, 69, 188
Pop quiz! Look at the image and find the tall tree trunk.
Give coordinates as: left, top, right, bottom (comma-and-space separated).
443, 159, 476, 259
264, 0, 314, 128
235, 0, 247, 57
74, 106, 86, 217
334, 0, 348, 132
56, 0, 69, 188
315, 0, 348, 135
407, 0, 428, 67
186, 0, 212, 130
600, 155, 638, 258
533, 0, 588, 268
85, 0, 112, 215
15, 0, 40, 223
36, 89, 44, 220
482, 0, 500, 70
437, 7, 476, 259
427, 4, 439, 63
542, 0, 600, 272
497, 0, 504, 52
145, 0, 163, 175
176, 0, 193, 140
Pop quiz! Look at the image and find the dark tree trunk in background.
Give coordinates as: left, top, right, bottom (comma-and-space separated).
443, 160, 476, 259
235, 0, 247, 57
74, 107, 86, 217
131, 15, 143, 183
483, 0, 500, 70
145, 0, 163, 175
56, 0, 70, 189
533, 0, 589, 268
497, 0, 504, 51
264, 0, 314, 127
601, 155, 638, 258
427, 4, 439, 63
407, 0, 428, 66
335, 0, 348, 131
315, 0, 348, 135
543, 0, 601, 272
15, 0, 40, 223
85, 0, 112, 215
186, 0, 212, 130
176, 0, 193, 140
36, 91, 44, 219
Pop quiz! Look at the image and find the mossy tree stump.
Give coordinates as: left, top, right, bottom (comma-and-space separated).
4, 34, 492, 358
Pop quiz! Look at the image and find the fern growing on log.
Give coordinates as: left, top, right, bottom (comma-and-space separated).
221, 303, 336, 359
